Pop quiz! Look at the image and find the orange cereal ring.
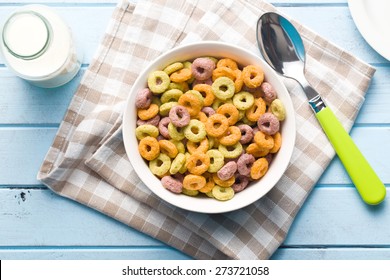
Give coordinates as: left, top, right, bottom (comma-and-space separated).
159, 139, 178, 158
254, 131, 274, 150
178, 92, 202, 117
245, 97, 266, 122
217, 58, 238, 70
186, 152, 210, 175
218, 126, 241, 146
212, 173, 235, 187
137, 103, 159, 120
250, 158, 269, 180
183, 174, 206, 190
205, 113, 229, 137
195, 111, 208, 123
138, 136, 160, 161
170, 68, 192, 83
187, 138, 209, 154
216, 103, 239, 125
193, 84, 215, 106
242, 65, 264, 88
234, 69, 244, 93
270, 132, 282, 153
246, 143, 269, 158
212, 66, 236, 81
199, 172, 215, 193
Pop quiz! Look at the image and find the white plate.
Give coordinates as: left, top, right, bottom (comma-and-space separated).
348, 0, 390, 60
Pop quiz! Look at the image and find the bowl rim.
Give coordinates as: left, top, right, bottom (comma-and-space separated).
123, 41, 296, 214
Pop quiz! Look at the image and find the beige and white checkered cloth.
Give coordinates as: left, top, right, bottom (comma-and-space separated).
37, 0, 375, 259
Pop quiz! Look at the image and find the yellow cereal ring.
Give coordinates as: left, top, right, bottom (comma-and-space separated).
242, 65, 264, 88
170, 139, 185, 154
137, 103, 159, 120
270, 99, 286, 121
182, 188, 199, 196
245, 97, 266, 122
270, 132, 282, 153
149, 153, 171, 177
218, 142, 243, 159
159, 101, 178, 116
163, 62, 184, 75
138, 136, 160, 161
218, 126, 242, 146
250, 158, 269, 180
205, 113, 229, 138
170, 68, 192, 83
179, 152, 190, 174
206, 149, 225, 173
135, 124, 159, 140
199, 172, 215, 193
233, 69, 244, 93
246, 143, 269, 158
212, 77, 235, 100
168, 122, 185, 141
233, 91, 254, 110
159, 139, 178, 158
193, 84, 215, 106
212, 66, 236, 81
169, 81, 189, 92
254, 131, 274, 150
187, 138, 209, 154
212, 185, 234, 201
212, 98, 233, 111
195, 111, 208, 123
147, 70, 170, 94
170, 153, 186, 174
160, 89, 183, 103
184, 119, 207, 142
216, 58, 238, 70
216, 103, 239, 125
183, 174, 206, 190
178, 92, 202, 117
186, 152, 210, 175
212, 173, 235, 187
186, 90, 205, 105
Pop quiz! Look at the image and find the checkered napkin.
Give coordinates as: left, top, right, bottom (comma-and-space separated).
37, 0, 375, 259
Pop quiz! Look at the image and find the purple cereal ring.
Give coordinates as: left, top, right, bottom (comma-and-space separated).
201, 106, 215, 117
158, 117, 171, 139
136, 114, 160, 127
169, 105, 190, 127
238, 124, 254, 144
232, 174, 249, 193
135, 88, 152, 109
257, 112, 280, 135
192, 77, 213, 87
261, 82, 277, 104
161, 176, 183, 193
265, 153, 273, 165
237, 153, 255, 176
191, 58, 215, 81
217, 161, 237, 181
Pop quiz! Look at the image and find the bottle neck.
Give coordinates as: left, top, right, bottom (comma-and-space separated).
2, 10, 52, 60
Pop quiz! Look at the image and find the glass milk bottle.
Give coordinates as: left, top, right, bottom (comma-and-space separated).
0, 5, 82, 88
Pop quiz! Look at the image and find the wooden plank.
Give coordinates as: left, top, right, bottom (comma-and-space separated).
0, 126, 388, 185
1, 187, 389, 248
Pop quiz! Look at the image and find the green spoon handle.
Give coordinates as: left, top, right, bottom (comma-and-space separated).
316, 107, 386, 205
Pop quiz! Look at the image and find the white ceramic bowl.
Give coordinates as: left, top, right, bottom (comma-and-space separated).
123, 41, 295, 213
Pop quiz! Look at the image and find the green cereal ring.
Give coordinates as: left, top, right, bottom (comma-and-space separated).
168, 122, 185, 141
206, 149, 225, 173
169, 81, 189, 92
170, 153, 186, 174
211, 98, 232, 111
171, 139, 185, 154
241, 116, 257, 126
135, 124, 159, 140
163, 62, 184, 75
212, 185, 234, 201
182, 188, 199, 196
238, 110, 245, 121
147, 71, 170, 94
183, 61, 195, 84
205, 191, 214, 198
179, 152, 190, 174
151, 96, 162, 107
161, 89, 183, 103
186, 90, 204, 104
218, 142, 243, 159
159, 101, 178, 116
149, 153, 171, 177
212, 77, 235, 100
233, 91, 255, 110
205, 56, 218, 64
270, 99, 286, 121
184, 119, 206, 142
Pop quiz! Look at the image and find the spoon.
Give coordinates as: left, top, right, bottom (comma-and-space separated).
256, 12, 386, 205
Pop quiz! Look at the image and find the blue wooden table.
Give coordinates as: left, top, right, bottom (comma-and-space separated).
1, 0, 389, 260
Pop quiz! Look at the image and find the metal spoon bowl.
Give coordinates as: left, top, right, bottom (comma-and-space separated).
256, 12, 385, 205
